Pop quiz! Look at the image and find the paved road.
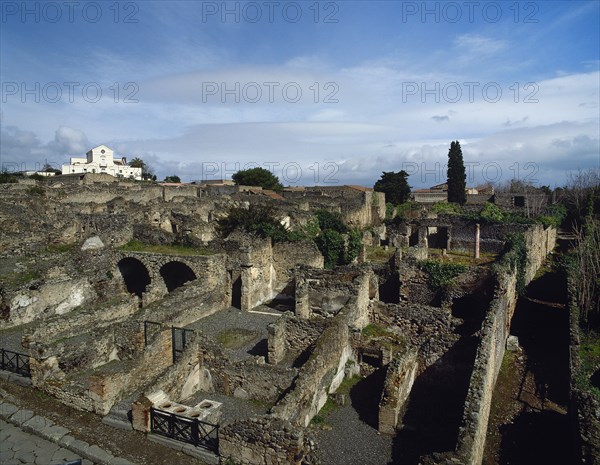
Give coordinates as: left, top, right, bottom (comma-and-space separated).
0, 418, 93, 465
0, 392, 134, 465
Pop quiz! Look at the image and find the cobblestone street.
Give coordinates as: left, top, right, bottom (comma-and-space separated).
0, 418, 92, 465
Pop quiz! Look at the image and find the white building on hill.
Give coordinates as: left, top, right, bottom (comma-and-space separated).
62, 145, 142, 180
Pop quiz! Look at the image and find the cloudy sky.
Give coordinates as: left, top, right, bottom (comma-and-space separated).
1, 0, 599, 187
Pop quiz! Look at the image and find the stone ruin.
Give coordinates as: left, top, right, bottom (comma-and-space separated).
0, 179, 557, 464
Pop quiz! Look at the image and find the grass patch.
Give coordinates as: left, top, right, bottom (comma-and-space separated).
427, 248, 497, 266
248, 398, 275, 410
311, 397, 336, 425
336, 374, 361, 395
46, 243, 78, 254
0, 270, 41, 287
119, 240, 215, 256
362, 324, 406, 357
365, 245, 396, 263
216, 328, 259, 349
33, 390, 51, 401
362, 323, 394, 339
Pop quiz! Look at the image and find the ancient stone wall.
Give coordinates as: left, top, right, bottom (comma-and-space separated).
144, 333, 204, 402
219, 416, 316, 465
454, 270, 517, 465
267, 312, 326, 365
272, 241, 324, 299
372, 302, 458, 368
378, 349, 419, 434
522, 224, 556, 284
240, 239, 275, 310
3, 277, 97, 328
294, 268, 372, 322
219, 361, 299, 402
192, 333, 298, 404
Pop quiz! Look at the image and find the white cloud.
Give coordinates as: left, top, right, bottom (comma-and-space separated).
453, 34, 507, 62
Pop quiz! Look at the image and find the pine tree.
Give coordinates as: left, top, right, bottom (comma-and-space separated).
373, 170, 411, 205
447, 140, 466, 205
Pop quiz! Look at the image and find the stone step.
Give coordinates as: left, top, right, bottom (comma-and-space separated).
101, 409, 132, 431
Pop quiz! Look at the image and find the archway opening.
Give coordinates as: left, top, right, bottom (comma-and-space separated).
117, 257, 151, 297
160, 261, 197, 292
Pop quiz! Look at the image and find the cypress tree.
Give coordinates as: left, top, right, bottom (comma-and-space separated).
447, 140, 467, 205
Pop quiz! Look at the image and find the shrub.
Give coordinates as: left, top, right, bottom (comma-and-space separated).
494, 233, 527, 294
286, 216, 320, 242
315, 229, 346, 268
26, 185, 45, 196
232, 167, 283, 191
217, 204, 288, 241
0, 170, 18, 184
315, 210, 348, 233
479, 202, 505, 223
344, 229, 362, 264
431, 201, 462, 215
418, 260, 468, 290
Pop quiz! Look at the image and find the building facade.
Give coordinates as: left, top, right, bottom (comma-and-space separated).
62, 145, 142, 180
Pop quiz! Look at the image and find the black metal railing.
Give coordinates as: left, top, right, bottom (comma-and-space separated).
0, 348, 30, 377
150, 408, 218, 452
171, 326, 194, 363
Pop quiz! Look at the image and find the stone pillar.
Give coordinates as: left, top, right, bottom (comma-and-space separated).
418, 227, 428, 249
131, 396, 153, 432
240, 265, 253, 311
474, 223, 480, 259
267, 320, 286, 364
295, 278, 310, 319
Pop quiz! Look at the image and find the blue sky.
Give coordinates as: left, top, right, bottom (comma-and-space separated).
1, 0, 599, 187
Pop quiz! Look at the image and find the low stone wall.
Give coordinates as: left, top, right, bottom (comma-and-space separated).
267, 312, 326, 365
271, 296, 366, 427
218, 416, 317, 465
192, 333, 298, 404
522, 224, 556, 284
454, 270, 517, 465
378, 349, 419, 434
23, 298, 137, 347
453, 225, 556, 465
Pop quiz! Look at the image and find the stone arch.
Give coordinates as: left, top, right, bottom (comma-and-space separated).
159, 261, 197, 292
117, 257, 151, 297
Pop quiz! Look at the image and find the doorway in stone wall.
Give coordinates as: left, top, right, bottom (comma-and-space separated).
231, 272, 242, 309
428, 226, 449, 249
